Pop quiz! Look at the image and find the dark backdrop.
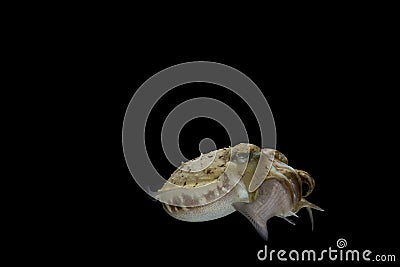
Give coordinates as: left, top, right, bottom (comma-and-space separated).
80, 49, 398, 265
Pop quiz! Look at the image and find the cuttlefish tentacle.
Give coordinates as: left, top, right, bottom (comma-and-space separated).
233, 154, 323, 240
296, 170, 315, 197
297, 198, 324, 231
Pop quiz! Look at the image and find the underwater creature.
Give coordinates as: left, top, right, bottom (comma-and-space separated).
155, 143, 323, 241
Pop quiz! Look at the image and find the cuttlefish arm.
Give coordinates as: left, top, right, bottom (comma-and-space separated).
234, 153, 323, 241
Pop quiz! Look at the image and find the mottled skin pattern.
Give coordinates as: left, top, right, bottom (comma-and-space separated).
163, 180, 249, 222
157, 143, 323, 241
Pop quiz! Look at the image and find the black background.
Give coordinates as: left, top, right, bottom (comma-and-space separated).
77, 41, 398, 265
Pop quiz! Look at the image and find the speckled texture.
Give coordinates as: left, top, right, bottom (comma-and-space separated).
162, 181, 249, 222
157, 143, 323, 240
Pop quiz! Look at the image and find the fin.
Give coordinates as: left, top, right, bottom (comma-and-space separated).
146, 185, 159, 198
233, 202, 269, 241
289, 211, 299, 218
147, 193, 158, 202
278, 215, 296, 225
